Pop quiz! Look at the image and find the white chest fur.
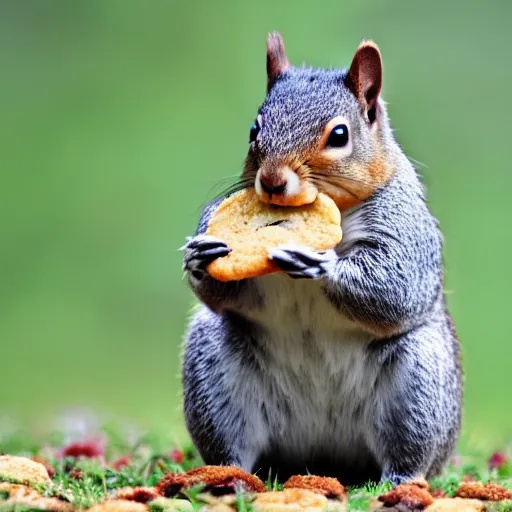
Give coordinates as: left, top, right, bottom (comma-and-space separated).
229, 272, 380, 468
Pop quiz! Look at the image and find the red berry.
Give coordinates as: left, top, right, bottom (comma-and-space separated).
61, 439, 105, 459
489, 451, 507, 470
170, 449, 184, 464
112, 455, 131, 470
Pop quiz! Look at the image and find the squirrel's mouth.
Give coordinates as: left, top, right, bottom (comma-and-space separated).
254, 167, 318, 207
254, 175, 363, 211
239, 160, 374, 210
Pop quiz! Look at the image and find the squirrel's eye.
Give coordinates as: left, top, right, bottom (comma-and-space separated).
326, 124, 349, 148
249, 120, 260, 143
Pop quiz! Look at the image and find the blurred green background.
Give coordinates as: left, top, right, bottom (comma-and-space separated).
1, 0, 511, 451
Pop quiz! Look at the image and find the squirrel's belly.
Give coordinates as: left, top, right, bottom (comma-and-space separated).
246, 273, 373, 340
235, 273, 380, 462
255, 342, 379, 461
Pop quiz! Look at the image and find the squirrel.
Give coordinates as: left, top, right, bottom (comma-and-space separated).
181, 33, 462, 486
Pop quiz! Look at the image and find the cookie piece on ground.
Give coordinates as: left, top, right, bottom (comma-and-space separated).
378, 483, 434, 509
30, 457, 55, 478
87, 499, 148, 511
455, 481, 512, 501
0, 482, 41, 501
24, 497, 76, 512
253, 489, 327, 512
206, 189, 342, 282
196, 504, 233, 512
425, 498, 484, 512
114, 487, 159, 503
0, 455, 51, 484
156, 466, 265, 497
0, 483, 75, 512
283, 475, 345, 499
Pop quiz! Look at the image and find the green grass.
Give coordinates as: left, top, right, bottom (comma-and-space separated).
1, 424, 511, 511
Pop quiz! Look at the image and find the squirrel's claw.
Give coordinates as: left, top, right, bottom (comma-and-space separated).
182, 235, 231, 279
269, 245, 337, 280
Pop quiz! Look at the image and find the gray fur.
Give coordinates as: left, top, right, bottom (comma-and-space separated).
181, 56, 462, 486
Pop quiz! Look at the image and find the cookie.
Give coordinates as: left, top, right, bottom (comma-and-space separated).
206, 188, 342, 282
455, 482, 512, 501
283, 475, 345, 498
378, 483, 434, 509
156, 465, 266, 497
0, 455, 51, 484
252, 489, 327, 512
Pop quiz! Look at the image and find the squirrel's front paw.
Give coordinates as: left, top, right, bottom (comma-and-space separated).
181, 235, 231, 280
269, 245, 337, 279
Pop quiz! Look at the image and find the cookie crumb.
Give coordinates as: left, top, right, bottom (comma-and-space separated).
156, 466, 265, 497
283, 475, 345, 498
425, 498, 484, 512
115, 487, 159, 503
379, 483, 434, 509
455, 481, 512, 501
253, 489, 327, 512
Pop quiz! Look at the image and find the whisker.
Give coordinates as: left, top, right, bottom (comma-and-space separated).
308, 171, 373, 188
408, 157, 428, 170
215, 177, 255, 199
308, 177, 361, 199
309, 174, 369, 191
206, 178, 241, 197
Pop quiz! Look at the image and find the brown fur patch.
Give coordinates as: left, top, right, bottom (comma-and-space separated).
304, 150, 394, 212
367, 154, 393, 186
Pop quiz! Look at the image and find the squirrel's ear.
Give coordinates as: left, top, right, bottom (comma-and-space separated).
345, 41, 382, 119
267, 32, 290, 91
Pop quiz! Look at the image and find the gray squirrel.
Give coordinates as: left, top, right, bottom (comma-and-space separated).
181, 33, 462, 486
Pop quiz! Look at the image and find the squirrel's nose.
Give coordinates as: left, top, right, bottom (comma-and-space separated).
260, 179, 287, 197
255, 166, 317, 206
257, 169, 289, 198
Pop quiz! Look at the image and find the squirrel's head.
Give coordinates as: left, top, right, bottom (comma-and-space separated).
242, 32, 393, 209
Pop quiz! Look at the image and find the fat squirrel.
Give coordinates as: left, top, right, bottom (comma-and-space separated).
181, 33, 462, 486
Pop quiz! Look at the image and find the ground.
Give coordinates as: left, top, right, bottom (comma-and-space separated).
0, 425, 510, 511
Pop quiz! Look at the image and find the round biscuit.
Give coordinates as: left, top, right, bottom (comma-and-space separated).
206, 188, 342, 282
